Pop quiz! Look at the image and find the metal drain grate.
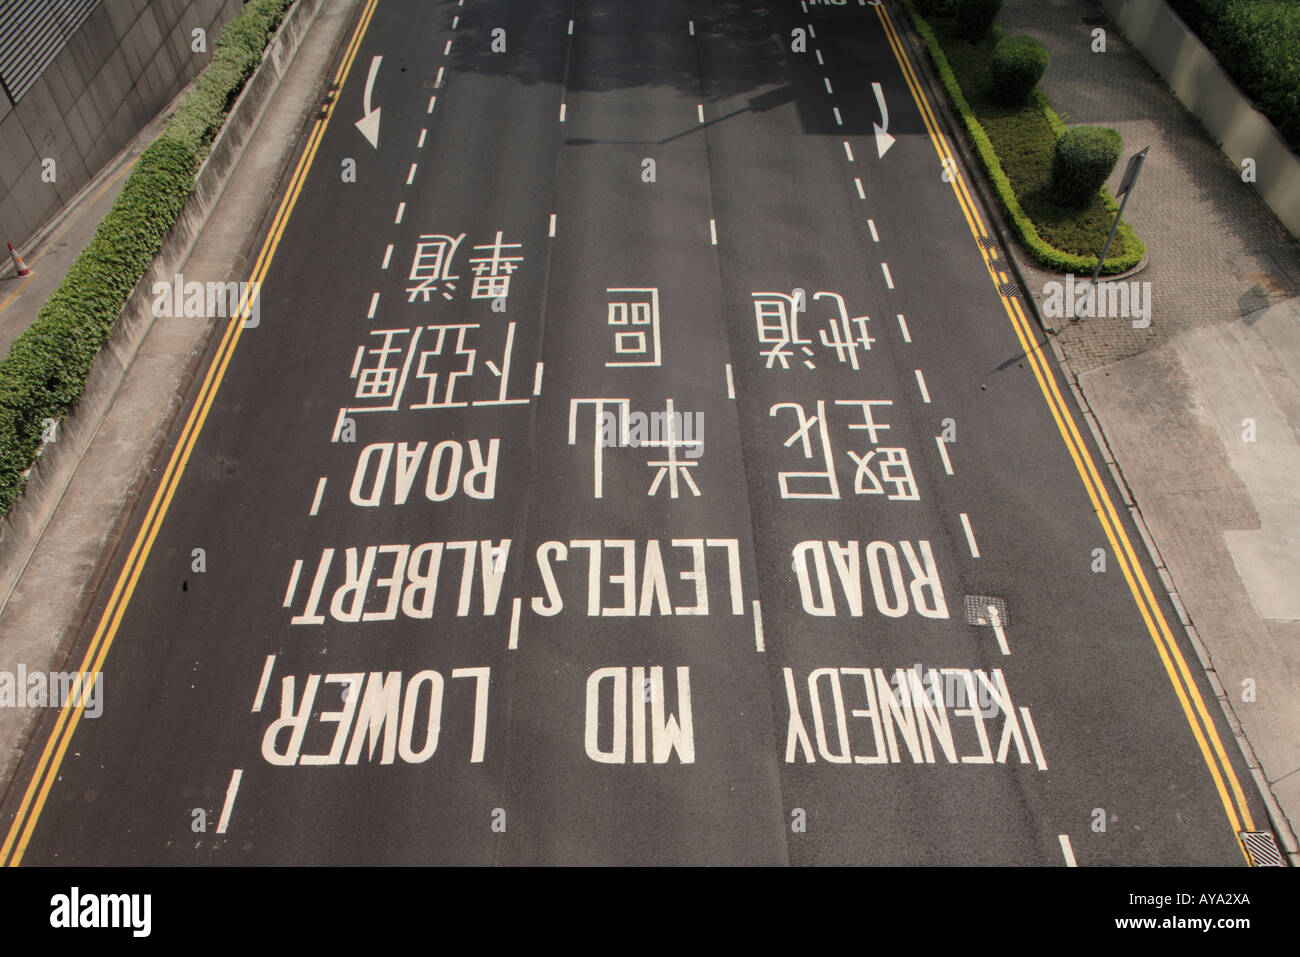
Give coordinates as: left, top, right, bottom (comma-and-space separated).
998, 281, 1021, 297
978, 236, 1000, 250
1240, 831, 1285, 866
964, 595, 1008, 627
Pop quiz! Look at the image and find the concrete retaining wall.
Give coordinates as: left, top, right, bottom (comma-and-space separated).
0, 0, 243, 253
0, 0, 322, 613
1099, 0, 1300, 239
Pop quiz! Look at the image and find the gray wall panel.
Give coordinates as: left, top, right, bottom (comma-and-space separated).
1, 0, 245, 249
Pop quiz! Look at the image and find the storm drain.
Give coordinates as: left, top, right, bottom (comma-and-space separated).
998, 281, 1021, 298
964, 595, 1008, 627
1240, 831, 1285, 867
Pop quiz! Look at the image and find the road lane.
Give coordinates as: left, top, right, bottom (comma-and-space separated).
0, 0, 1271, 867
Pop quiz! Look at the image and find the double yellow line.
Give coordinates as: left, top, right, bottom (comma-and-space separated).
875, 5, 1255, 861
0, 0, 381, 866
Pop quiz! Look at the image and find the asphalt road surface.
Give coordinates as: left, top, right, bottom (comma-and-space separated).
0, 0, 1270, 866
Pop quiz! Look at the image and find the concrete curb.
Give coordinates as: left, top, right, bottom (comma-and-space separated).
892, 3, 1299, 866
0, 0, 323, 625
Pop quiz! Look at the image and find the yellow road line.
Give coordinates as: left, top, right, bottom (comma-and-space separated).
1, 0, 382, 866
875, 4, 1254, 861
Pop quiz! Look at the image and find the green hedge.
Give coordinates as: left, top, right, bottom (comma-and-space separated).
900, 0, 1144, 276
990, 34, 1049, 106
1167, 1, 1299, 154
1051, 126, 1123, 207
0, 0, 293, 516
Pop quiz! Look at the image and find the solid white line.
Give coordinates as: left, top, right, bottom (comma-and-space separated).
989, 605, 1010, 655
559, 102, 566, 122
833, 106, 843, 126
914, 368, 931, 403
444, 39, 453, 55
868, 218, 879, 242
406, 162, 417, 185
816, 49, 824, 65
824, 77, 833, 94
896, 312, 910, 341
252, 655, 275, 712
689, 19, 695, 36
959, 512, 980, 558
935, 436, 953, 475
367, 291, 380, 318
533, 362, 544, 395
381, 244, 393, 269
217, 769, 242, 834
725, 363, 735, 399
753, 600, 765, 652
843, 140, 854, 161
548, 213, 556, 237
395, 202, 406, 224
698, 103, 705, 123
709, 218, 717, 245
1059, 834, 1077, 867
1022, 707, 1049, 770
417, 128, 427, 148
508, 597, 522, 650
427, 95, 437, 113
309, 476, 326, 516
283, 559, 302, 607
854, 177, 865, 199
881, 261, 894, 288
568, 18, 574, 35
435, 66, 445, 87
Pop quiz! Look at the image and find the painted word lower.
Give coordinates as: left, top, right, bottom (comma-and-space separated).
261, 667, 489, 765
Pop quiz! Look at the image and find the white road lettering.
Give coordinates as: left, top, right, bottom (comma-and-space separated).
585, 666, 694, 764
261, 668, 490, 766
783, 666, 1046, 768
793, 540, 949, 618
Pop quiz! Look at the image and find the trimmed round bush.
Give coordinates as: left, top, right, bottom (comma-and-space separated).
990, 35, 1049, 105
957, 0, 1002, 41
1050, 126, 1122, 207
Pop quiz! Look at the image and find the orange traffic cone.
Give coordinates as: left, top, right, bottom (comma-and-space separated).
7, 242, 32, 277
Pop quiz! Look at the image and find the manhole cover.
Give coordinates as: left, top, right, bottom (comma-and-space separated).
964, 595, 1008, 627
1240, 831, 1285, 866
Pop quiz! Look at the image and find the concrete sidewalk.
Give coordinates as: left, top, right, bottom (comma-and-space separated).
0, 0, 362, 798
993, 0, 1300, 861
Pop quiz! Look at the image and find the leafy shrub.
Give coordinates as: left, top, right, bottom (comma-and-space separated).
1050, 126, 1122, 207
990, 34, 1049, 105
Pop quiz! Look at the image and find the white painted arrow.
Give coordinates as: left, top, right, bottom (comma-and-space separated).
871, 81, 894, 158
355, 55, 382, 148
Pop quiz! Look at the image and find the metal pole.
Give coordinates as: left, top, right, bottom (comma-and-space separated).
1090, 186, 1132, 286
